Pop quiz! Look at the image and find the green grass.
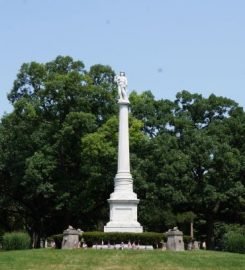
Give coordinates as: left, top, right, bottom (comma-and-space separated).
0, 249, 244, 270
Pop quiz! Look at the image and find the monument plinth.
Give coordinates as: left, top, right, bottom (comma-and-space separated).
104, 73, 143, 233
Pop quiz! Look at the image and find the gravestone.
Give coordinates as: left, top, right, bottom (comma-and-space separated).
193, 241, 200, 250
166, 227, 184, 251
62, 226, 80, 249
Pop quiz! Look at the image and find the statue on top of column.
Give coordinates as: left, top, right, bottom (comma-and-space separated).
115, 72, 128, 101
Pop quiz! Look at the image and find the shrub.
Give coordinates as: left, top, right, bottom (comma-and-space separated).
214, 223, 245, 250
52, 234, 63, 249
2, 232, 31, 250
51, 231, 193, 249
183, 235, 192, 244
82, 232, 165, 248
222, 231, 245, 254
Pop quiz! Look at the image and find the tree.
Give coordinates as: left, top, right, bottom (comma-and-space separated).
130, 91, 175, 137
130, 90, 245, 248
169, 91, 245, 248
0, 56, 118, 246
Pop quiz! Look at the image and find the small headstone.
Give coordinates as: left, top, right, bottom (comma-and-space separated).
187, 242, 192, 250
120, 242, 124, 250
193, 241, 200, 250
145, 245, 154, 250
161, 242, 167, 251
62, 225, 80, 249
166, 227, 184, 251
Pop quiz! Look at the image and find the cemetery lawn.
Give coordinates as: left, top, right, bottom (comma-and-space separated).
0, 249, 244, 270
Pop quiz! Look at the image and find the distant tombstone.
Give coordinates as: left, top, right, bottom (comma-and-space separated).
166, 227, 184, 251
193, 241, 200, 250
161, 242, 167, 251
62, 225, 80, 249
40, 239, 44, 248
187, 242, 192, 250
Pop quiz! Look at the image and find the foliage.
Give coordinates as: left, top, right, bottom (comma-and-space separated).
222, 231, 245, 254
51, 234, 63, 249
183, 235, 193, 244
214, 223, 245, 253
2, 232, 31, 250
51, 232, 165, 249
82, 231, 165, 248
0, 56, 118, 245
134, 90, 245, 248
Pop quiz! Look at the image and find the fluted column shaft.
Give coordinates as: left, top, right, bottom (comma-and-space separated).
117, 101, 130, 174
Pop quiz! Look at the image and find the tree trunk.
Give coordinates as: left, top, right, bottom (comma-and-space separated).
32, 231, 41, 248
190, 221, 194, 239
206, 216, 214, 250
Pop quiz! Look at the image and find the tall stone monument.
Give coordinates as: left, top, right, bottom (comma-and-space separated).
104, 72, 143, 233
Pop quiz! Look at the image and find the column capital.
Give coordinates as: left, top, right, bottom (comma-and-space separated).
118, 99, 130, 105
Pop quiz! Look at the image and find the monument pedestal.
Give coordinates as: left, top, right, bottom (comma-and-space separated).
166, 227, 184, 251
62, 227, 80, 249
104, 199, 142, 232
104, 172, 143, 232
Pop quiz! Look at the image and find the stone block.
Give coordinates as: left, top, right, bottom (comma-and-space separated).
166, 227, 184, 251
62, 226, 80, 249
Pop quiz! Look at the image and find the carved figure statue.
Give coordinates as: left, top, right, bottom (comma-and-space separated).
114, 72, 128, 101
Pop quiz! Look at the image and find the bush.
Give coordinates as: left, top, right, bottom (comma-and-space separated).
51, 234, 63, 249
222, 231, 245, 254
2, 232, 31, 250
50, 231, 193, 249
214, 223, 245, 250
82, 232, 165, 248
183, 235, 192, 244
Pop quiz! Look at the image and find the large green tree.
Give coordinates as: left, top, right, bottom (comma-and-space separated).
128, 90, 245, 249
0, 56, 117, 246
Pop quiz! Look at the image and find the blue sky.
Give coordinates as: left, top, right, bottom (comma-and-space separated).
1, 0, 245, 116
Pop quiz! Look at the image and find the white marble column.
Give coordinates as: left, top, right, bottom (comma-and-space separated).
117, 100, 130, 175
113, 100, 134, 197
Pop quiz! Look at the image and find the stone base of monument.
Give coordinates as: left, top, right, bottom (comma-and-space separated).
166, 227, 185, 251
104, 198, 143, 233
104, 223, 143, 233
62, 226, 80, 249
